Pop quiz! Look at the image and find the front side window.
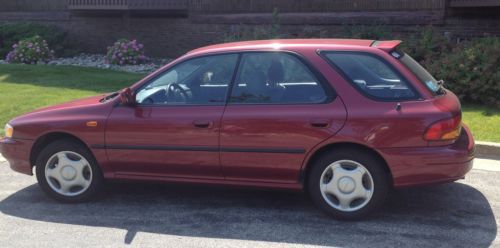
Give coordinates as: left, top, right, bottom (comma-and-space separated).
323, 52, 417, 100
136, 54, 238, 105
230, 52, 328, 104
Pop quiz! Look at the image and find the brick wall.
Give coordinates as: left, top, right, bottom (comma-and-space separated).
0, 5, 498, 58
189, 0, 447, 13
0, 0, 67, 11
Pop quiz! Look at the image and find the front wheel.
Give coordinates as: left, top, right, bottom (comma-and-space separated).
307, 149, 390, 220
35, 139, 103, 203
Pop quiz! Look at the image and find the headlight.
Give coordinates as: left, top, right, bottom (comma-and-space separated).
4, 123, 13, 138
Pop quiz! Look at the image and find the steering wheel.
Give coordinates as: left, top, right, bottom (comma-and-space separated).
166, 83, 190, 101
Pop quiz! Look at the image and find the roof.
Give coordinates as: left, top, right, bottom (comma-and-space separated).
187, 39, 402, 55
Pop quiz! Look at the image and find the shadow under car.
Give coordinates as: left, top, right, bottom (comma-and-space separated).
0, 181, 496, 247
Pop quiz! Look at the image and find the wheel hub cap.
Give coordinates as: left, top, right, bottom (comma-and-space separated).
45, 151, 93, 197
61, 166, 77, 180
338, 177, 355, 194
319, 160, 374, 212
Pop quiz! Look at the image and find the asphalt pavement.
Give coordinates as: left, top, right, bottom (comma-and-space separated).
0, 156, 498, 247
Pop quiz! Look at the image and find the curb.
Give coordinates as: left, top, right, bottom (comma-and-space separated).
475, 141, 500, 159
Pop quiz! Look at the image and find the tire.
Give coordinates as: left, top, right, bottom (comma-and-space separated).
307, 148, 389, 220
35, 139, 103, 203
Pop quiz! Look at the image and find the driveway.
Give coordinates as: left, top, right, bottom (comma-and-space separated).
0, 157, 498, 247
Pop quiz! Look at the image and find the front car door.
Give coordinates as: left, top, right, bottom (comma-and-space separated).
105, 53, 239, 180
220, 52, 347, 184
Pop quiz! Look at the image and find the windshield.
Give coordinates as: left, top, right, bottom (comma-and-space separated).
397, 53, 443, 95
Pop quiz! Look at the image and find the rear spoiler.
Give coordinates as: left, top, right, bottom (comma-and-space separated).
371, 40, 402, 52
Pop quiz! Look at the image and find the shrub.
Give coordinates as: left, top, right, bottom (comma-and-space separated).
341, 24, 393, 40
106, 39, 146, 65
5, 35, 54, 64
314, 24, 500, 108
0, 22, 66, 58
425, 37, 500, 108
224, 8, 283, 42
398, 26, 453, 63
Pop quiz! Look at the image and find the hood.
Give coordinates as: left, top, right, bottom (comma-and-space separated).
9, 94, 110, 126
7, 94, 116, 140
23, 94, 107, 116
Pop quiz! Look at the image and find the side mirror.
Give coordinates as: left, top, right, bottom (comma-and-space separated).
119, 88, 136, 106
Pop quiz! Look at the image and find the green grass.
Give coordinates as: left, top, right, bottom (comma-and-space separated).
0, 64, 145, 135
462, 105, 500, 143
0, 64, 499, 142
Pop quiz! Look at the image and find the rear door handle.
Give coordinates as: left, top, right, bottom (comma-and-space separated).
310, 119, 330, 128
193, 120, 213, 128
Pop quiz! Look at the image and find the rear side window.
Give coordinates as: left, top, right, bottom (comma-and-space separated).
323, 52, 418, 100
230, 52, 329, 104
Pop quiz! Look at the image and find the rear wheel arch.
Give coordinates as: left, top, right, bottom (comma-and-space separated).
30, 132, 91, 168
302, 142, 393, 188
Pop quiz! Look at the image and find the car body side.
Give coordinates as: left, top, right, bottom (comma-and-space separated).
0, 40, 475, 189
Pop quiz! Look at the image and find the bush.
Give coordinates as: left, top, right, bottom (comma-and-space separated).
341, 24, 393, 40
105, 39, 146, 65
425, 37, 500, 108
5, 35, 54, 64
0, 22, 66, 58
301, 24, 499, 108
399, 26, 453, 63
224, 8, 282, 42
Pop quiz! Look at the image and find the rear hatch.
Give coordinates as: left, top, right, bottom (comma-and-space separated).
390, 49, 464, 146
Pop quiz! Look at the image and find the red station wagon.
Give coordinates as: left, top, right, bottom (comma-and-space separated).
0, 39, 475, 219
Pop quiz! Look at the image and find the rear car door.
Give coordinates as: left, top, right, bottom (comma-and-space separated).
220, 52, 347, 183
105, 54, 239, 179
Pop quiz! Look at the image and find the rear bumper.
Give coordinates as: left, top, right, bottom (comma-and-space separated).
0, 138, 34, 175
380, 125, 475, 188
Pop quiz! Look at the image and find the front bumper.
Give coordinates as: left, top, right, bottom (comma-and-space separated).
380, 125, 475, 188
0, 138, 34, 175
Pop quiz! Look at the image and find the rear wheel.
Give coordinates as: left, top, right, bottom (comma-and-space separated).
35, 139, 103, 203
307, 149, 389, 220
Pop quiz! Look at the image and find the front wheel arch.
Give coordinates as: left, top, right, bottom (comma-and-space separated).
30, 132, 91, 168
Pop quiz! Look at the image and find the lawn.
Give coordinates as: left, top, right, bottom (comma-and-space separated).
0, 64, 499, 142
462, 105, 500, 143
0, 64, 144, 135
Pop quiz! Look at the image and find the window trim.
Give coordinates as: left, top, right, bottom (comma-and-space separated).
318, 50, 422, 102
227, 50, 336, 106
132, 50, 337, 107
133, 52, 242, 107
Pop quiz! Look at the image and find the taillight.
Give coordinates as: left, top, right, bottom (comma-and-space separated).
424, 115, 462, 141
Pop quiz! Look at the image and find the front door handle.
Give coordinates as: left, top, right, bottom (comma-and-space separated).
310, 119, 330, 128
193, 120, 213, 128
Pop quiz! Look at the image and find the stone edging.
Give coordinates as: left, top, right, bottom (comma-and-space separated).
475, 141, 500, 159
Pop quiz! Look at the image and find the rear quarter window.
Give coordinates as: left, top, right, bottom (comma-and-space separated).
396, 52, 445, 96
322, 52, 419, 101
